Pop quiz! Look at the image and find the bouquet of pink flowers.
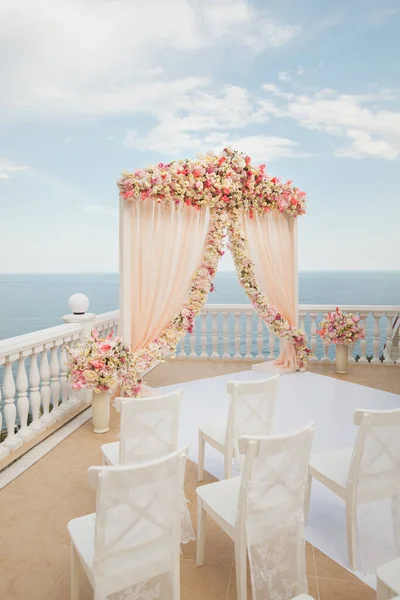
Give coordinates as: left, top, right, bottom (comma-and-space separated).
317, 307, 365, 346
67, 329, 136, 394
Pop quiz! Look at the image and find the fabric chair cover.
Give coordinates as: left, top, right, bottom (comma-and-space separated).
119, 392, 195, 545
241, 424, 314, 600
93, 449, 187, 600
353, 410, 400, 571
229, 376, 279, 468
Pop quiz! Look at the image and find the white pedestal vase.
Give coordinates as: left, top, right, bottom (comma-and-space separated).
335, 343, 349, 374
92, 390, 110, 433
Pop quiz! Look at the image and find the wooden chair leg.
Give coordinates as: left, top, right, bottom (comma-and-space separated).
224, 446, 233, 479
172, 546, 181, 600
234, 537, 247, 600
345, 497, 357, 571
376, 578, 391, 600
70, 543, 80, 600
196, 498, 207, 566
198, 432, 205, 482
304, 472, 312, 525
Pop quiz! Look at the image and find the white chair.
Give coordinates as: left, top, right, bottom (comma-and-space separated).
376, 557, 400, 599
196, 423, 315, 600
101, 390, 182, 466
291, 596, 315, 599
68, 447, 188, 600
197, 376, 279, 481
305, 408, 400, 571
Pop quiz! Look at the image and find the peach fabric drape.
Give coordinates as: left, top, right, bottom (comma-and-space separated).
242, 211, 298, 371
127, 200, 210, 352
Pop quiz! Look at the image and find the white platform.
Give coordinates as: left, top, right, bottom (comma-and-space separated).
159, 370, 400, 588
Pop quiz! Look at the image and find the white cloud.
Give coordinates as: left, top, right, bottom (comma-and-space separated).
261, 84, 400, 160
124, 84, 277, 156
278, 71, 291, 82
296, 66, 304, 76
211, 135, 309, 162
0, 0, 299, 120
83, 206, 118, 217
0, 160, 30, 180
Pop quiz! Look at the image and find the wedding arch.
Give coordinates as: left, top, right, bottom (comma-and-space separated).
117, 147, 310, 393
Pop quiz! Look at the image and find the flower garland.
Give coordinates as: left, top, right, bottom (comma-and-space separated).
227, 214, 311, 371
117, 147, 307, 218
121, 211, 227, 396
317, 308, 365, 346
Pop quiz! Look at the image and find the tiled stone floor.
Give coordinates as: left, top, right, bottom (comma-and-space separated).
1, 360, 396, 599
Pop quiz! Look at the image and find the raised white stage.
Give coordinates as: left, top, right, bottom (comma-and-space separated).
158, 370, 400, 588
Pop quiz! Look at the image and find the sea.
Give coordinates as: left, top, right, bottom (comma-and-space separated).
0, 271, 399, 341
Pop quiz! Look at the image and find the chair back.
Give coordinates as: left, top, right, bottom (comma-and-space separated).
119, 390, 182, 464
349, 408, 400, 502
237, 423, 315, 600
225, 376, 279, 455
90, 447, 188, 600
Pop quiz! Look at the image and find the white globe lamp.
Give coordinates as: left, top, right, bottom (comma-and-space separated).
69, 293, 90, 315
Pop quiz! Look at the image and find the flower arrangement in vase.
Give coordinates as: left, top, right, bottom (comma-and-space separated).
317, 308, 365, 374
67, 330, 139, 433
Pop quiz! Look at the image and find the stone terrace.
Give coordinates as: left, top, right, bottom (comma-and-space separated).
0, 360, 398, 600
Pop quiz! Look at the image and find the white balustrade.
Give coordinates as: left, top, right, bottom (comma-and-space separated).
1, 297, 399, 464
172, 304, 400, 365
0, 323, 82, 461
0, 294, 123, 463
94, 311, 119, 338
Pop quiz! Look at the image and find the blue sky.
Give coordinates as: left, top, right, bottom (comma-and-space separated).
0, 0, 399, 273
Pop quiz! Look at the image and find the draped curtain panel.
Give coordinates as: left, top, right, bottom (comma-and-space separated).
242, 211, 298, 371
121, 199, 210, 352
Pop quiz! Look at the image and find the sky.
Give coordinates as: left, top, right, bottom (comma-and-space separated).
0, 0, 399, 273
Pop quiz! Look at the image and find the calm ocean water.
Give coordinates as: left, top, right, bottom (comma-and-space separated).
0, 271, 399, 341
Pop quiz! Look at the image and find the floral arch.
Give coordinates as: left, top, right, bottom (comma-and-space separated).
117, 147, 310, 394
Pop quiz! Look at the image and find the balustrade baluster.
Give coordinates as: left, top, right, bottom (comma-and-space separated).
200, 313, 208, 358
268, 331, 275, 359
16, 354, 34, 441
348, 342, 355, 363
58, 342, 71, 412
222, 311, 230, 358
309, 313, 318, 362
245, 314, 252, 359
211, 311, 219, 358
256, 319, 264, 359
40, 348, 55, 425
385, 312, 394, 363
177, 337, 187, 358
189, 319, 197, 358
358, 312, 369, 363
233, 311, 242, 358
29, 349, 45, 433
372, 313, 381, 363
50, 344, 62, 418
2, 359, 22, 449
321, 341, 330, 362
0, 382, 9, 459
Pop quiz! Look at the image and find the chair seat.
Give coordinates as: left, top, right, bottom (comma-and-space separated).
377, 557, 400, 594
197, 476, 241, 528
309, 447, 353, 489
101, 441, 120, 466
68, 512, 179, 591
198, 422, 227, 449
68, 513, 96, 579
